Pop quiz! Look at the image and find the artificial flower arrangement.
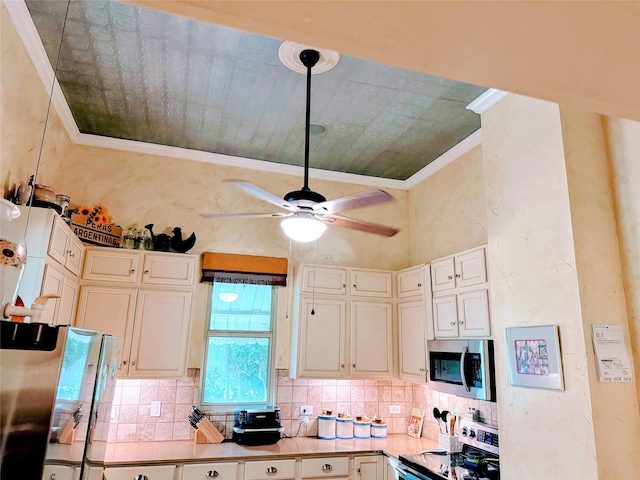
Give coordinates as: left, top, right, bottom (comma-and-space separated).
75, 203, 113, 226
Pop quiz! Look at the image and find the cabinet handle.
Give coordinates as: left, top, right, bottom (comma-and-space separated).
419, 368, 426, 372
134, 475, 148, 480
321, 464, 333, 472
447, 275, 453, 280
265, 466, 278, 475
67, 250, 75, 257
205, 471, 219, 478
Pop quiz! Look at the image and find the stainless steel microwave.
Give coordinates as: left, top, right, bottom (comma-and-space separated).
427, 339, 496, 401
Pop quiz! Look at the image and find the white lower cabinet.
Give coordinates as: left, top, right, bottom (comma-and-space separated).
181, 462, 239, 480
103, 464, 177, 480
244, 459, 296, 480
301, 456, 349, 478
41, 464, 76, 480
353, 456, 383, 480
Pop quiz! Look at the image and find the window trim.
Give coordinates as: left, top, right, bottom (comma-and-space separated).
200, 283, 277, 410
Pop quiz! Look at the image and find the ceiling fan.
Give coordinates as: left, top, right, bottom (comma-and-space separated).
201, 46, 399, 242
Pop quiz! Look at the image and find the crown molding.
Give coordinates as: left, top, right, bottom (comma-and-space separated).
8, 0, 482, 192
4, 0, 80, 141
466, 88, 509, 114
404, 129, 482, 189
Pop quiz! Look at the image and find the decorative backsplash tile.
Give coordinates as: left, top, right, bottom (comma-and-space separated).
108, 368, 497, 442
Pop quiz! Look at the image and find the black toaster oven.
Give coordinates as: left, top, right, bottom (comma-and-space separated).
232, 406, 283, 445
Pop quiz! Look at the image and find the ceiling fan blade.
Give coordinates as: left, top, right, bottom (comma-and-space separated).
226, 180, 298, 211
200, 212, 291, 219
318, 213, 399, 237
314, 189, 395, 214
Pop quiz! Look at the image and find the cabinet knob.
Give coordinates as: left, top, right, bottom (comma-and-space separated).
450, 322, 456, 326
342, 284, 346, 288
353, 284, 357, 288
458, 321, 464, 325
67, 250, 75, 257
130, 269, 136, 273
144, 270, 150, 274
50, 474, 56, 480
341, 364, 345, 368
134, 475, 148, 480
265, 466, 278, 475
321, 464, 333, 472
417, 283, 422, 287
455, 274, 461, 278
357, 468, 361, 474
131, 361, 136, 366
205, 471, 219, 478
419, 368, 426, 372
122, 360, 127, 366
352, 363, 356, 368
447, 275, 453, 280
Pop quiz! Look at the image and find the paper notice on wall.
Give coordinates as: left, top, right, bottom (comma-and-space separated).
592, 325, 633, 383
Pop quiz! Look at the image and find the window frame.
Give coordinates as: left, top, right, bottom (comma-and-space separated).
200, 282, 277, 409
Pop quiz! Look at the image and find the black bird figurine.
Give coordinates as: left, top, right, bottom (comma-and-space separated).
170, 227, 196, 253
145, 224, 171, 252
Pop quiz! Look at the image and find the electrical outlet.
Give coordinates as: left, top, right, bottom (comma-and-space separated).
150, 401, 162, 417
322, 255, 336, 264
300, 405, 313, 416
389, 405, 401, 414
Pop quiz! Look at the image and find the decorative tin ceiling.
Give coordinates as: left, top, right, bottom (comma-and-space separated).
25, 0, 487, 181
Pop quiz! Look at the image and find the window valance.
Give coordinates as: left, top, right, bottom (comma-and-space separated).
201, 252, 288, 286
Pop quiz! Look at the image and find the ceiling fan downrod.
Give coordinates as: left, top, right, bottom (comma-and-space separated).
300, 49, 320, 193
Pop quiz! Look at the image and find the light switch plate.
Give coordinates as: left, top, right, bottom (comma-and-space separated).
150, 401, 161, 417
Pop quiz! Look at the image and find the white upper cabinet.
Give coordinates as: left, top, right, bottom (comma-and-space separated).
397, 264, 426, 298
300, 265, 347, 295
431, 246, 486, 293
398, 300, 428, 382
350, 301, 393, 378
349, 269, 393, 298
82, 249, 140, 283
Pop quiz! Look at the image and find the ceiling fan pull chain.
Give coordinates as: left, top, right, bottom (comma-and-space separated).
310, 236, 318, 315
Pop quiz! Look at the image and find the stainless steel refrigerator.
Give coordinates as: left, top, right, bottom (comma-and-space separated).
0, 322, 121, 480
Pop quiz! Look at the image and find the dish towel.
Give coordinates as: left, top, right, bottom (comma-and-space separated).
405, 473, 422, 480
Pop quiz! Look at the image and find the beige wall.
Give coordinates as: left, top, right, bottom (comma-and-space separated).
602, 116, 640, 407
408, 145, 487, 265
481, 93, 639, 479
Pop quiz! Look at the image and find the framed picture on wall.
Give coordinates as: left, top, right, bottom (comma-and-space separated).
506, 325, 565, 390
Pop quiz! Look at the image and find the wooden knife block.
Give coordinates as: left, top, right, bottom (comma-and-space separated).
194, 417, 225, 444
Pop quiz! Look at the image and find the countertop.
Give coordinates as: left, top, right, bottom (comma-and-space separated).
102, 434, 440, 466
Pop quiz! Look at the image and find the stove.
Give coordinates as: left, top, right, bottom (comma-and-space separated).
397, 420, 500, 480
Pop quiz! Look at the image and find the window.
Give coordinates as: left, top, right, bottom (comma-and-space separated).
202, 281, 276, 407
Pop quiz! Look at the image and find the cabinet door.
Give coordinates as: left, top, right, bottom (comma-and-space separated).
385, 456, 400, 480
398, 301, 428, 383
397, 266, 425, 298
77, 286, 137, 375
350, 301, 393, 378
455, 247, 487, 288
354, 456, 383, 480
433, 295, 459, 338
181, 462, 238, 480
64, 233, 84, 276
57, 275, 78, 326
350, 269, 393, 298
128, 290, 192, 378
103, 465, 176, 480
430, 257, 456, 292
40, 263, 64, 324
297, 296, 347, 378
82, 249, 140, 283
48, 215, 71, 266
458, 289, 491, 337
141, 253, 196, 286
301, 265, 347, 295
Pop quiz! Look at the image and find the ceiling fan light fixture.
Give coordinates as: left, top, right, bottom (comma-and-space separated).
218, 292, 239, 303
281, 213, 327, 242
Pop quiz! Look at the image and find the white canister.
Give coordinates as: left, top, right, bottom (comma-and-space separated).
336, 417, 354, 439
353, 419, 371, 438
370, 422, 388, 438
318, 415, 336, 440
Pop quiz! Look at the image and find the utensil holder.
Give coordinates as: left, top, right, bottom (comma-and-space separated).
438, 433, 463, 453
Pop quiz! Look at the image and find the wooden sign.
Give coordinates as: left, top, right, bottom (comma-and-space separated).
71, 213, 122, 248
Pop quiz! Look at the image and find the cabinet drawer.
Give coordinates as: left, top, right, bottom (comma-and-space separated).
244, 459, 296, 479
42, 464, 75, 480
350, 269, 392, 298
182, 462, 238, 479
301, 456, 349, 477
83, 249, 140, 283
301, 265, 347, 295
104, 464, 176, 480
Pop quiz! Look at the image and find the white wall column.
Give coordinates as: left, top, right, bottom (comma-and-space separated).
480, 94, 639, 479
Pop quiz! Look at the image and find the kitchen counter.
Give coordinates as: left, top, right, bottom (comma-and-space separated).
103, 434, 439, 466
